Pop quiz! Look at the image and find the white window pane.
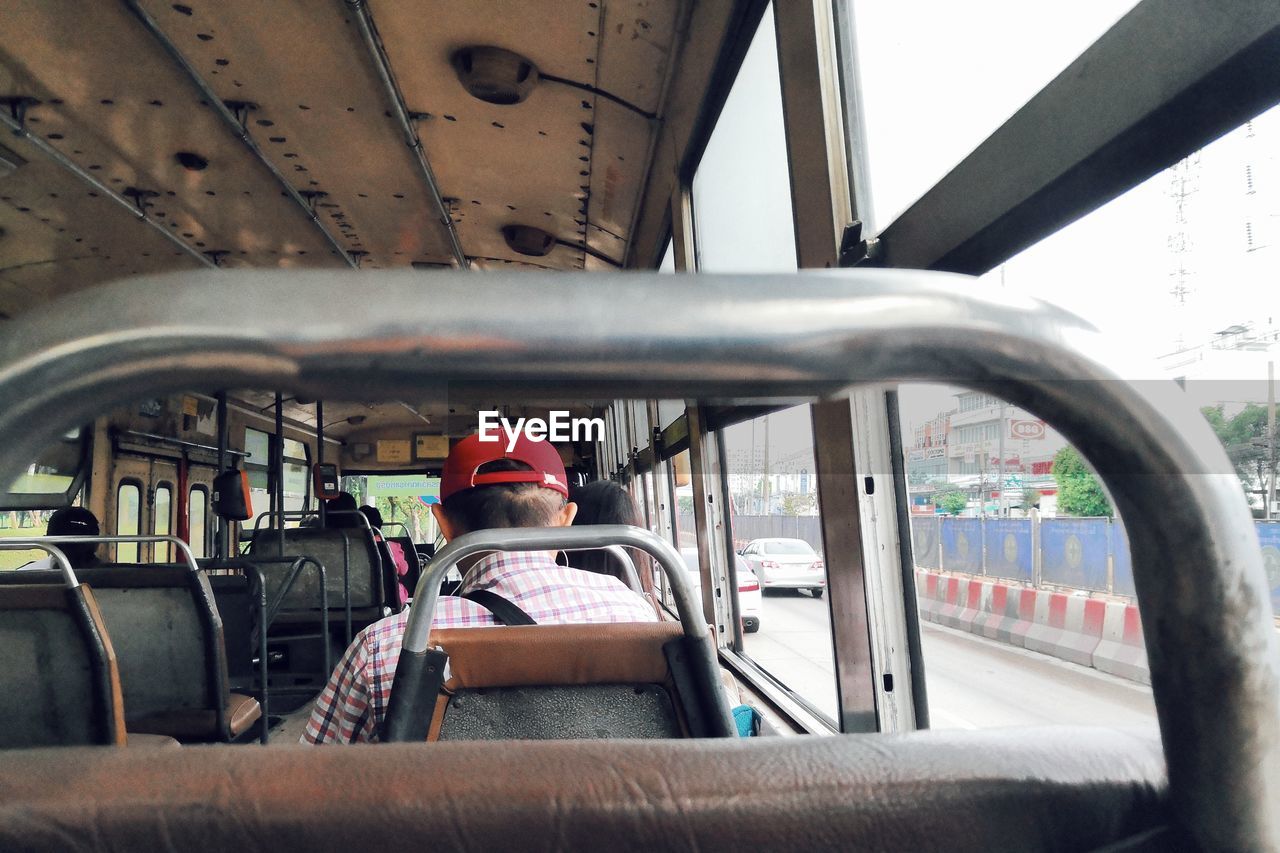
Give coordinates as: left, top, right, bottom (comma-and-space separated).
116, 483, 140, 563
692, 4, 796, 272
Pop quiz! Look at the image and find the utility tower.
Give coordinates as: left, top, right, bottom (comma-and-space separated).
1167, 153, 1201, 352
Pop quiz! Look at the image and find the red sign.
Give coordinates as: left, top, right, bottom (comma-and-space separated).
1009, 419, 1046, 440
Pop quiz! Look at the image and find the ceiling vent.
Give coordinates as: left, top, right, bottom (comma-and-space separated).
451, 46, 539, 105
502, 225, 555, 257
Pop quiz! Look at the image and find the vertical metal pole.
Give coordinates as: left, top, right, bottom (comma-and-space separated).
274, 392, 285, 554
1268, 361, 1275, 520
811, 400, 879, 733
997, 402, 1007, 518
215, 392, 229, 559
687, 405, 733, 641
316, 400, 327, 527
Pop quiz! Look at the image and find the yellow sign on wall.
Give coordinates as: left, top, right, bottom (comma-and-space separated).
376, 439, 413, 464
415, 434, 450, 459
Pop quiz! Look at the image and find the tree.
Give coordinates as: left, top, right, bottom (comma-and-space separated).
778, 493, 817, 516
1020, 488, 1042, 510
1201, 404, 1270, 496
1052, 446, 1112, 517
935, 490, 968, 515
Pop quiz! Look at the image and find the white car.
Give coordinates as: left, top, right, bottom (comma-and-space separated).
739, 538, 826, 597
679, 547, 762, 633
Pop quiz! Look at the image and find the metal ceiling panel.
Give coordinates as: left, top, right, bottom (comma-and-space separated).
585, 98, 650, 257
0, 1, 342, 270
0, 132, 203, 313
595, 0, 681, 116
132, 0, 454, 268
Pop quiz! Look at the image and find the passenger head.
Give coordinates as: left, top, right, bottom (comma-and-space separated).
433, 433, 575, 540
325, 492, 359, 528
569, 481, 653, 593
358, 504, 383, 530
46, 506, 101, 568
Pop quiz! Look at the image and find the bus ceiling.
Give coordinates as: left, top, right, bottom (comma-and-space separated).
0, 0, 761, 317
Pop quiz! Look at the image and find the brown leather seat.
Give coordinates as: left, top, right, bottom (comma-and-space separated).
0, 727, 1171, 851
0, 568, 260, 742
0, 583, 126, 747
416, 621, 704, 741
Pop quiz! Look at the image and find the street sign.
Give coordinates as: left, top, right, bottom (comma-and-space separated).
1009, 419, 1046, 440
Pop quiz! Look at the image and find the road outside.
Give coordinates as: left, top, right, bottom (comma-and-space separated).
743, 590, 1157, 729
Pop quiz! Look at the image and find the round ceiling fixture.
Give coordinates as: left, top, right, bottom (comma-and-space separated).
451, 46, 539, 106
502, 225, 555, 257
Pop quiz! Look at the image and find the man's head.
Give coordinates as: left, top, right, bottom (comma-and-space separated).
46, 506, 100, 567
433, 433, 575, 540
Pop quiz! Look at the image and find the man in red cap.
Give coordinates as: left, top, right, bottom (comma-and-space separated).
302, 432, 657, 744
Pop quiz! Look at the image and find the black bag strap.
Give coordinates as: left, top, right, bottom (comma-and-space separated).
462, 589, 537, 626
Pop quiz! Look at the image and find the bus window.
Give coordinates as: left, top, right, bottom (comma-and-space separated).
188, 486, 208, 560
691, 3, 795, 273
848, 0, 1140, 227
898, 385, 1160, 730
245, 428, 311, 528
659, 239, 675, 272
115, 481, 141, 563
153, 483, 173, 562
720, 406, 836, 722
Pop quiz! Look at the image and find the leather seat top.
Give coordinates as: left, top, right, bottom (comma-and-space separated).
0, 726, 1168, 852
431, 621, 685, 690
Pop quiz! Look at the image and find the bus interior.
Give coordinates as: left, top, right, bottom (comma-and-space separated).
1, 1, 1279, 851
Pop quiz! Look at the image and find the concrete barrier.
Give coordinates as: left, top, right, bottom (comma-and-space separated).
915, 571, 941, 623
1092, 601, 1150, 684
936, 576, 966, 629
914, 569, 1146, 683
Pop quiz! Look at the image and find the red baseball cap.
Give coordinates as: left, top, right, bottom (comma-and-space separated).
439, 432, 569, 502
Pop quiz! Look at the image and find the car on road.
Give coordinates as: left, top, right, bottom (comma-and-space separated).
679, 547, 762, 632
738, 538, 826, 597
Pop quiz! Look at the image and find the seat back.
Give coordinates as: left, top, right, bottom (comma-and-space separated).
0, 566, 233, 739
0, 583, 126, 747
420, 621, 695, 741
250, 527, 383, 617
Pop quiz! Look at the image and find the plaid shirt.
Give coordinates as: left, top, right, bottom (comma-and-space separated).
301, 550, 659, 744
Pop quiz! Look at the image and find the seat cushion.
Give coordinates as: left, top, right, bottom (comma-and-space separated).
128, 694, 260, 741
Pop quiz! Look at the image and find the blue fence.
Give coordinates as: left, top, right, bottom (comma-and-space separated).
1255, 522, 1280, 616
1040, 518, 1110, 591
940, 518, 983, 574
912, 515, 941, 570
1111, 521, 1135, 597
982, 518, 1034, 582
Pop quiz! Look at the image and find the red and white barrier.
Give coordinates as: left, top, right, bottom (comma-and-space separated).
913, 569, 1149, 685
936, 576, 967, 629
1092, 601, 1150, 684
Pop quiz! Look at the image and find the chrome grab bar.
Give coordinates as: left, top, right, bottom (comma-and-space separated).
0, 534, 200, 575
0, 542, 78, 587
403, 525, 703, 654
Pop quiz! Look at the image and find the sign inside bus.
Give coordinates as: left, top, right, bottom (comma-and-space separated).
1009, 419, 1046, 440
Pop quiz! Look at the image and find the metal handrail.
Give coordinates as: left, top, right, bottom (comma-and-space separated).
404, 524, 704, 654
0, 271, 1274, 846
1, 534, 200, 574
0, 542, 78, 587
